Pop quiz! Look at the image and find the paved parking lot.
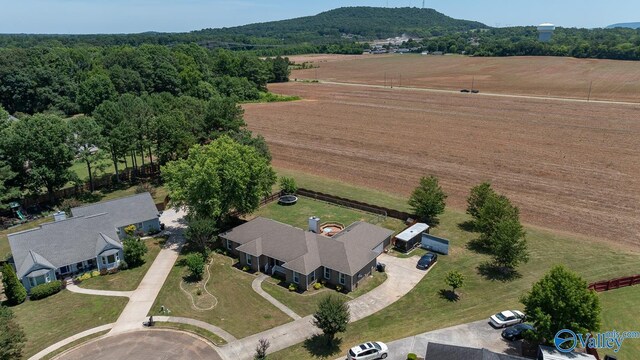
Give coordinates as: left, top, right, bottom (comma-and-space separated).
58, 330, 222, 360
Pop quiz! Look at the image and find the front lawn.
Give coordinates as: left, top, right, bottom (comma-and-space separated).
251, 196, 406, 233
78, 237, 164, 291
11, 290, 127, 359
150, 252, 292, 338
265, 168, 640, 360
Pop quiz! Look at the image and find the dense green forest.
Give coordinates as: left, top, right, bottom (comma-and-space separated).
415, 26, 640, 60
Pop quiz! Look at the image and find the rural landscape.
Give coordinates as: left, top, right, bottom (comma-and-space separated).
1, 3, 639, 360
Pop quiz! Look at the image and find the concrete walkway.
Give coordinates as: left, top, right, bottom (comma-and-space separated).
218, 253, 427, 360
28, 323, 115, 360
252, 274, 302, 320
154, 316, 238, 343
109, 209, 186, 334
66, 284, 134, 298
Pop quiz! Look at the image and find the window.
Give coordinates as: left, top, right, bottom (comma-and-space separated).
60, 265, 70, 274
246, 254, 252, 265
309, 271, 315, 283
293, 272, 300, 284
102, 257, 107, 265
226, 239, 232, 250
339, 272, 346, 285
324, 267, 331, 279
107, 254, 116, 264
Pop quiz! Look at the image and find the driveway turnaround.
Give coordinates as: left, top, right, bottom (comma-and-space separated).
55, 330, 222, 360
382, 320, 523, 360
220, 253, 427, 360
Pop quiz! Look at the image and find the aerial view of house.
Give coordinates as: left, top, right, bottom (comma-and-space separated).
220, 216, 393, 292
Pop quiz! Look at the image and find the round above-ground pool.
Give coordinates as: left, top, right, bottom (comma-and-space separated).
320, 222, 345, 237
278, 195, 298, 205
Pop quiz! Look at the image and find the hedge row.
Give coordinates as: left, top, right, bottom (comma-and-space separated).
30, 280, 62, 300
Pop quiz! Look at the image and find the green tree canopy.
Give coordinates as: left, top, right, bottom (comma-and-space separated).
444, 270, 465, 295
408, 175, 447, 224
1, 263, 27, 305
185, 252, 205, 280
466, 181, 495, 220
123, 238, 148, 268
488, 218, 529, 271
279, 176, 297, 195
475, 192, 520, 248
162, 135, 276, 222
521, 265, 601, 345
0, 161, 20, 211
0, 305, 26, 360
68, 116, 108, 192
77, 73, 117, 114
185, 216, 218, 255
313, 294, 350, 345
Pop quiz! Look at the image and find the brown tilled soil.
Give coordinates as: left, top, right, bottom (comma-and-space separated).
292, 55, 640, 103
244, 82, 640, 247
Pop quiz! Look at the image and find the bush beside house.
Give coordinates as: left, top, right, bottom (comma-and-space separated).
29, 280, 62, 300
1, 263, 26, 305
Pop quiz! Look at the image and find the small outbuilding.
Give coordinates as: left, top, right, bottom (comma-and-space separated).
538, 346, 597, 360
393, 223, 429, 252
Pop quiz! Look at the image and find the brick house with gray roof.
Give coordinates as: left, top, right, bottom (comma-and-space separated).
219, 217, 394, 292
8, 193, 160, 292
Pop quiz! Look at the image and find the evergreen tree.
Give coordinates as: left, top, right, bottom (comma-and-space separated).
1, 264, 27, 305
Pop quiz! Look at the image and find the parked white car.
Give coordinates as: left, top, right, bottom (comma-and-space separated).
490, 310, 526, 328
347, 341, 388, 360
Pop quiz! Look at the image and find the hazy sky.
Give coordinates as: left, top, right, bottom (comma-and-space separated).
1, 0, 638, 34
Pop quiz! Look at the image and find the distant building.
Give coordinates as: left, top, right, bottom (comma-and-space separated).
537, 23, 556, 42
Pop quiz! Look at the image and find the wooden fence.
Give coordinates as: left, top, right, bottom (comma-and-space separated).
588, 275, 640, 292
296, 188, 415, 221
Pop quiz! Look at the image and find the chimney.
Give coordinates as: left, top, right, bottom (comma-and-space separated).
308, 216, 320, 233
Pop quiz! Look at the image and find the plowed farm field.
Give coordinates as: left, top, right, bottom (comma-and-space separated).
244, 81, 640, 247
292, 55, 640, 103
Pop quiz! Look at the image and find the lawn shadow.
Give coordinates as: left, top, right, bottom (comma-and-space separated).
466, 237, 492, 255
303, 334, 343, 358
438, 289, 460, 302
457, 220, 477, 233
477, 262, 522, 282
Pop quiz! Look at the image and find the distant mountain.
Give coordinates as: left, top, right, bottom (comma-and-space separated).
198, 7, 488, 41
607, 22, 640, 29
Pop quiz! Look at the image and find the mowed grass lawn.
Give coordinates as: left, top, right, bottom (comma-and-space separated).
251, 196, 406, 234
78, 237, 164, 291
266, 168, 640, 360
598, 285, 640, 359
11, 291, 127, 359
262, 271, 387, 317
150, 252, 291, 338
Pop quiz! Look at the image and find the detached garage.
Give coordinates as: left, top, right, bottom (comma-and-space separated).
393, 223, 429, 252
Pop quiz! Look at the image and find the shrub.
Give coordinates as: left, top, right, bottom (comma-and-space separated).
118, 260, 129, 270
1, 263, 27, 305
288, 283, 298, 292
59, 198, 83, 214
123, 237, 148, 268
91, 270, 100, 277
196, 288, 202, 296
185, 253, 205, 280
279, 176, 297, 194
335, 285, 343, 292
29, 280, 62, 300
135, 182, 157, 198
124, 224, 137, 236
407, 353, 418, 360
313, 282, 323, 290
242, 265, 251, 272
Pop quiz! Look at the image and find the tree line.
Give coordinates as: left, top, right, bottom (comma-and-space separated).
0, 44, 290, 115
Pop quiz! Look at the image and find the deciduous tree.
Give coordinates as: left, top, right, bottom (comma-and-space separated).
0, 305, 26, 360
279, 176, 297, 195
185, 216, 218, 254
488, 218, 529, 271
185, 253, 205, 281
313, 294, 350, 345
466, 182, 495, 220
444, 270, 465, 295
521, 266, 601, 345
123, 238, 148, 268
162, 135, 276, 222
408, 175, 447, 224
69, 116, 108, 192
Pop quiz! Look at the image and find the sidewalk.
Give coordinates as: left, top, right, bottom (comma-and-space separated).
66, 284, 134, 298
154, 316, 237, 343
252, 274, 302, 320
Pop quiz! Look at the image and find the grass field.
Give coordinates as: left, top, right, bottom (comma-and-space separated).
598, 286, 640, 359
262, 168, 640, 360
11, 290, 127, 359
292, 54, 640, 102
69, 154, 149, 184
150, 252, 291, 338
251, 196, 406, 234
78, 237, 164, 291
245, 81, 640, 247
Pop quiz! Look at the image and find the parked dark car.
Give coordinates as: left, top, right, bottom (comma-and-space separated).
471, 89, 480, 93
416, 253, 438, 270
460, 89, 470, 93
501, 323, 535, 341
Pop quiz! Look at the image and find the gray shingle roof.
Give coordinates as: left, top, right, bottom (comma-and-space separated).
220, 217, 392, 276
9, 213, 121, 278
71, 192, 159, 228
17, 250, 56, 279
425, 343, 527, 360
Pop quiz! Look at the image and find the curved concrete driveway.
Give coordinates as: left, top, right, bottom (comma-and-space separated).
55, 330, 222, 360
66, 284, 134, 298
220, 253, 427, 360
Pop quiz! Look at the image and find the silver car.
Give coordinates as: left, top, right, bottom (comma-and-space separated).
347, 341, 389, 360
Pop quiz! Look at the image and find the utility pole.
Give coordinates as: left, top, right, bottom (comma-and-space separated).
587, 80, 593, 102
384, 72, 387, 87
471, 76, 475, 92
